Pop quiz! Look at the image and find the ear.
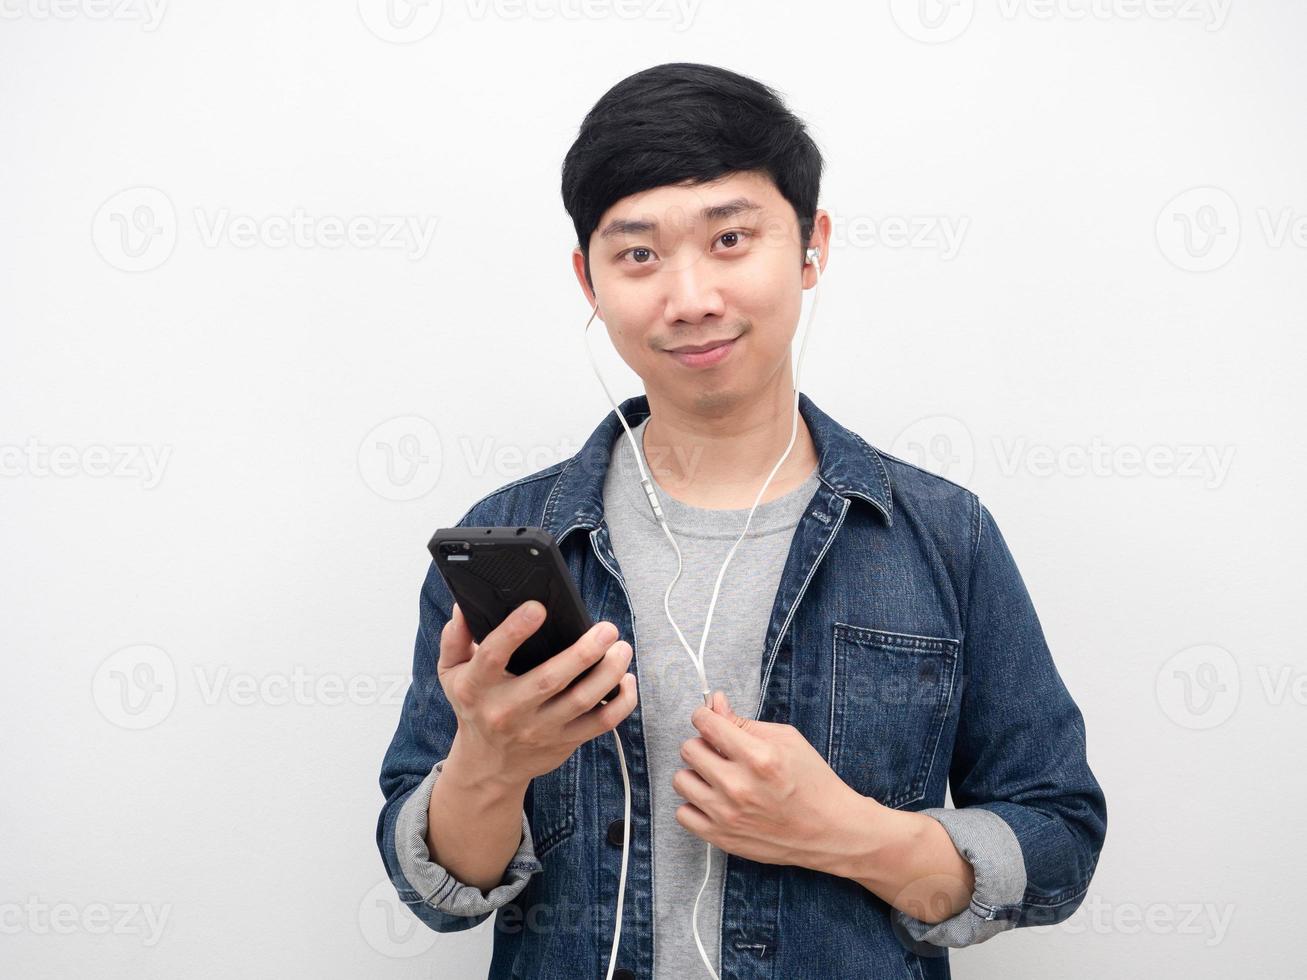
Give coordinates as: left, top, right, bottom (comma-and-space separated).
571, 246, 602, 320
803, 208, 832, 287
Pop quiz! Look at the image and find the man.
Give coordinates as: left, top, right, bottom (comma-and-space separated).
378, 62, 1107, 980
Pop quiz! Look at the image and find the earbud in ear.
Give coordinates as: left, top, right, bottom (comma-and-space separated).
806, 246, 822, 265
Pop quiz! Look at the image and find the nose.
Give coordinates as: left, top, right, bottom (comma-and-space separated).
662, 252, 726, 326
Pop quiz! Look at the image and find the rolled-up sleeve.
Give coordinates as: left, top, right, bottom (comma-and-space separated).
377, 559, 543, 933
393, 757, 542, 923
894, 499, 1108, 950
892, 806, 1027, 946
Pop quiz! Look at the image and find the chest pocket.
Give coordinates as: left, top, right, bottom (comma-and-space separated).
828, 623, 959, 809
530, 747, 579, 860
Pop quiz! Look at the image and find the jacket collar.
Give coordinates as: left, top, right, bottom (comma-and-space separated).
540, 392, 894, 548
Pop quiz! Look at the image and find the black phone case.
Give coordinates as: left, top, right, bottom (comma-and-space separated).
427, 526, 622, 704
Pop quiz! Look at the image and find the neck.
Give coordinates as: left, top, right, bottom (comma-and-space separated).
638, 375, 819, 510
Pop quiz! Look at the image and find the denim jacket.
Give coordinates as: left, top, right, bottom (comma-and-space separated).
377, 392, 1108, 980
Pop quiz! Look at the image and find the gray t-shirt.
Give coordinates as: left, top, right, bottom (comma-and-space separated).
601, 416, 820, 980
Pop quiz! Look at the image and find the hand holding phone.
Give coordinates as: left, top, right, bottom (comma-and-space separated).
429, 527, 621, 701
436, 598, 639, 786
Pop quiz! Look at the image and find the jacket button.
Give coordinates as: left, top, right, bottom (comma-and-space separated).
606, 818, 625, 847
612, 971, 636, 980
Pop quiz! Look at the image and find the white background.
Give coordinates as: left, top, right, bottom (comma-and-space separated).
2, 1, 1303, 978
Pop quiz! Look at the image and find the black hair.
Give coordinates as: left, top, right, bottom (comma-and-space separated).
561, 62, 825, 291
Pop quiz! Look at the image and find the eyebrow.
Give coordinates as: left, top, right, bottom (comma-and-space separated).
597, 196, 764, 239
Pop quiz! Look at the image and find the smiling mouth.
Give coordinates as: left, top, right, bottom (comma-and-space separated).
667, 338, 735, 354
664, 335, 740, 367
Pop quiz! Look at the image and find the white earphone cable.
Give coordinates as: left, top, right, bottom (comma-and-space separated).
583, 245, 823, 980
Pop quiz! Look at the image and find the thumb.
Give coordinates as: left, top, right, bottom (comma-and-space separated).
713, 690, 790, 740
711, 690, 746, 727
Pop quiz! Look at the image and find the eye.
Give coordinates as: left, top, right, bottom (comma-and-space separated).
616, 246, 656, 265
714, 229, 753, 251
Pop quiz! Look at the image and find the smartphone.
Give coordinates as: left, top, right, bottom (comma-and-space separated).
428, 526, 622, 704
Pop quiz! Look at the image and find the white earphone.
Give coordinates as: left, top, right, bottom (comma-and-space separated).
583, 240, 824, 980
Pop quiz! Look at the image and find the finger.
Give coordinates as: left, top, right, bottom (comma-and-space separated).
679, 735, 731, 788
512, 620, 620, 708
675, 801, 712, 842
561, 672, 638, 743
690, 702, 752, 761
540, 639, 632, 724
468, 599, 546, 686
437, 602, 476, 673
671, 765, 716, 812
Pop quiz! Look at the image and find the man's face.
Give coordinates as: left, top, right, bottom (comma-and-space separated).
573, 170, 826, 413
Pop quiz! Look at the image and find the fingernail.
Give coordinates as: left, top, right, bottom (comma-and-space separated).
521, 601, 543, 623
